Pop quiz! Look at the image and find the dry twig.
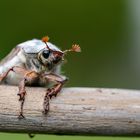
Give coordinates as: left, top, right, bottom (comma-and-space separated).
0, 85, 140, 136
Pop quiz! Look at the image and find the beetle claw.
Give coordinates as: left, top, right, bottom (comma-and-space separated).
18, 112, 25, 119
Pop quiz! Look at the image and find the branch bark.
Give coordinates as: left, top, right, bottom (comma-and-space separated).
0, 85, 140, 136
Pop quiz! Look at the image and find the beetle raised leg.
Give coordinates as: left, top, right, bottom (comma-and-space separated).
43, 73, 68, 114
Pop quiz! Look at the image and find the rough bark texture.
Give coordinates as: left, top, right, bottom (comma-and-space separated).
0, 85, 140, 136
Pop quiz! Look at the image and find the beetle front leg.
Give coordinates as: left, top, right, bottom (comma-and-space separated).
18, 78, 27, 119
0, 66, 40, 118
0, 66, 28, 118
43, 73, 68, 114
18, 71, 39, 119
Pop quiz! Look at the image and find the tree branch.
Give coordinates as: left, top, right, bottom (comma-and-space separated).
0, 85, 140, 136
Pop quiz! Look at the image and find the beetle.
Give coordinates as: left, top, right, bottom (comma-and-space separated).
0, 36, 81, 119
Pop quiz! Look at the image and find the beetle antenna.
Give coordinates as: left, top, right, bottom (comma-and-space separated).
63, 44, 81, 54
42, 36, 64, 56
42, 36, 51, 51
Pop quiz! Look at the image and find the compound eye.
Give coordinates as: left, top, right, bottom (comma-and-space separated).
42, 50, 50, 59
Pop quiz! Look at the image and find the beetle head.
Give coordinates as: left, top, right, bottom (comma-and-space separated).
38, 36, 81, 70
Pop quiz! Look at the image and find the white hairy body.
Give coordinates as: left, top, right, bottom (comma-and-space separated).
0, 39, 62, 85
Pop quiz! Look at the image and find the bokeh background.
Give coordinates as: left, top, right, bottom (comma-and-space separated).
0, 0, 140, 139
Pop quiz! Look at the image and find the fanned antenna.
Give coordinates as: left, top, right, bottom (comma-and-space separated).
63, 44, 81, 54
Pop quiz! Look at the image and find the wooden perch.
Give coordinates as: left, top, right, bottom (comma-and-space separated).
0, 85, 140, 136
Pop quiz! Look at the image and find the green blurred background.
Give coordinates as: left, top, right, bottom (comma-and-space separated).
0, 0, 140, 139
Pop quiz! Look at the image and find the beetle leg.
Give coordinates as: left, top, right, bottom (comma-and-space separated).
0, 66, 40, 118
43, 73, 68, 114
0, 66, 28, 118
18, 78, 27, 119
0, 68, 14, 82
43, 93, 50, 115
18, 71, 39, 119
0, 66, 28, 83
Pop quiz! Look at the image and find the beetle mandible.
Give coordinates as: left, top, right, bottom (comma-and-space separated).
0, 36, 81, 118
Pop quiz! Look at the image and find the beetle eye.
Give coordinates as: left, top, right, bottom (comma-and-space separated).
42, 50, 50, 59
